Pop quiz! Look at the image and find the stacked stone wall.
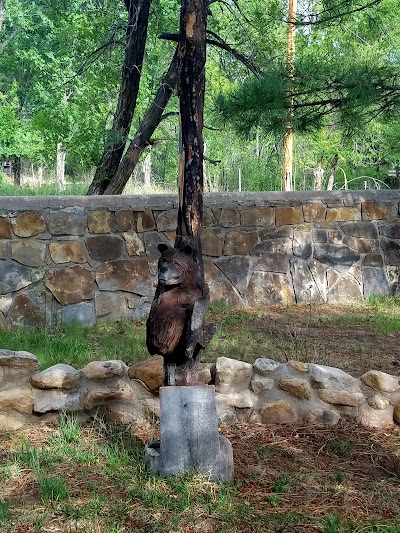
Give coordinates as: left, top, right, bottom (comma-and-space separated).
0, 190, 399, 327
2, 350, 400, 432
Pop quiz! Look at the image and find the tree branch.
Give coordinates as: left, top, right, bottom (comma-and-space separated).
159, 31, 261, 77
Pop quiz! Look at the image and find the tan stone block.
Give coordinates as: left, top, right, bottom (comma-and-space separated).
0, 409, 33, 432
361, 370, 400, 392
256, 400, 297, 424
326, 207, 361, 222
49, 241, 87, 263
8, 294, 45, 328
136, 210, 156, 232
45, 265, 93, 304
88, 210, 114, 233
0, 386, 33, 414
83, 360, 127, 380
276, 206, 303, 226
215, 357, 252, 394
115, 210, 134, 232
288, 360, 309, 373
240, 207, 274, 227
84, 385, 135, 410
11, 212, 45, 237
278, 377, 311, 400
317, 389, 364, 406
303, 203, 326, 222
123, 232, 145, 256
359, 404, 394, 429
31, 364, 81, 390
223, 230, 258, 255
362, 201, 395, 220
129, 356, 164, 392
367, 394, 390, 410
0, 217, 12, 238
155, 210, 178, 232
215, 390, 255, 409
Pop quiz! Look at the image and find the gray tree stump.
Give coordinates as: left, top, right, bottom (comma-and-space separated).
144, 385, 233, 483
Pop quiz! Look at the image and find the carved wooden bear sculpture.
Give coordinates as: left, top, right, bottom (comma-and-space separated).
146, 243, 213, 386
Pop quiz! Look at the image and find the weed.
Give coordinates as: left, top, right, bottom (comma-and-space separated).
0, 500, 10, 522
265, 494, 281, 505
37, 473, 69, 504
328, 441, 355, 456
335, 469, 346, 484
271, 474, 290, 493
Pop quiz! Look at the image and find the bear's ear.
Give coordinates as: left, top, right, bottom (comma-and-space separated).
181, 244, 194, 257
158, 243, 170, 254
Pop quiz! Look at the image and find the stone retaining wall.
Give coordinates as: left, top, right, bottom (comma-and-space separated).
1, 350, 400, 432
0, 190, 399, 327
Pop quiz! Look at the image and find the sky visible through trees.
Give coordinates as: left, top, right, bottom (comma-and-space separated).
0, 0, 398, 193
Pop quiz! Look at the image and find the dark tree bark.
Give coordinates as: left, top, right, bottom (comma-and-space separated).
12, 157, 21, 186
86, 0, 152, 195
175, 0, 208, 274
104, 49, 179, 195
146, 0, 213, 386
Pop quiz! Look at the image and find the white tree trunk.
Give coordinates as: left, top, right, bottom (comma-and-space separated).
313, 166, 324, 190
56, 143, 66, 192
143, 151, 152, 188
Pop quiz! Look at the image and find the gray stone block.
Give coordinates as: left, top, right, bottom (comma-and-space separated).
363, 267, 390, 297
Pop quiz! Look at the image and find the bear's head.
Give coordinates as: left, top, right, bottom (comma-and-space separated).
157, 243, 198, 288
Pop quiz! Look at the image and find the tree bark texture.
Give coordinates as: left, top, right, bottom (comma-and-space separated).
86, 0, 152, 195
175, 0, 208, 282
56, 142, 66, 191
282, 0, 297, 191
103, 49, 178, 195
12, 157, 21, 186
0, 0, 4, 32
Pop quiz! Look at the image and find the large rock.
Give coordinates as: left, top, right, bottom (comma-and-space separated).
88, 210, 115, 234
106, 381, 155, 424
304, 408, 340, 425
45, 265, 93, 304
123, 232, 145, 256
0, 261, 43, 294
31, 364, 81, 390
361, 371, 400, 393
358, 404, 394, 429
253, 358, 281, 374
115, 210, 134, 232
84, 384, 135, 410
136, 210, 156, 232
240, 207, 274, 227
224, 231, 258, 255
0, 217, 12, 239
362, 201, 396, 221
290, 258, 326, 304
11, 212, 45, 237
341, 221, 378, 239
128, 356, 164, 392
12, 240, 46, 267
254, 253, 289, 273
313, 244, 359, 267
276, 206, 303, 226
214, 256, 253, 297
326, 207, 361, 222
86, 235, 124, 261
8, 292, 45, 328
367, 394, 390, 410
49, 241, 87, 263
95, 291, 139, 321
303, 203, 326, 222
317, 389, 364, 407
250, 400, 298, 424
96, 259, 152, 295
0, 350, 39, 373
48, 208, 85, 235
278, 378, 312, 400
0, 386, 33, 414
0, 409, 33, 432
83, 360, 128, 380
57, 302, 96, 327
362, 268, 390, 297
34, 389, 82, 413
310, 364, 357, 391
293, 231, 312, 258
393, 401, 400, 424
250, 376, 274, 394
215, 357, 252, 394
247, 272, 294, 306
155, 209, 178, 232
215, 390, 255, 409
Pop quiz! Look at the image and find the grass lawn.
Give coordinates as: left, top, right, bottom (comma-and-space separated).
1, 297, 400, 532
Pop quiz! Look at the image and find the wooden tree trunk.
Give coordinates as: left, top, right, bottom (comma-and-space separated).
12, 157, 21, 186
86, 0, 152, 195
0, 0, 4, 32
104, 49, 178, 195
282, 0, 297, 191
175, 0, 208, 279
56, 142, 66, 191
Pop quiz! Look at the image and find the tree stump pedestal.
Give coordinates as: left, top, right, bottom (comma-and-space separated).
144, 385, 233, 483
